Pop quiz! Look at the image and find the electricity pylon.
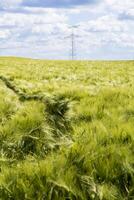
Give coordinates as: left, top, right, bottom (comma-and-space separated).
65, 25, 80, 60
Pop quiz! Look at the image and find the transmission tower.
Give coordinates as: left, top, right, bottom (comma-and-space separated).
71, 26, 75, 60
65, 25, 80, 60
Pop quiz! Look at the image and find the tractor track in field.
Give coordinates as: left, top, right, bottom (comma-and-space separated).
0, 75, 49, 103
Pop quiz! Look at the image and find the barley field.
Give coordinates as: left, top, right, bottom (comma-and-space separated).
0, 57, 134, 200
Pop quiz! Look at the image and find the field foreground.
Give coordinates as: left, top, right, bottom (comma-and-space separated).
0, 57, 134, 200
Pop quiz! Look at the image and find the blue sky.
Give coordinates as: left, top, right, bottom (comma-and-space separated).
0, 0, 134, 60
22, 0, 99, 8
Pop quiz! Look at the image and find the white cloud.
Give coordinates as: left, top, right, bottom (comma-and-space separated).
81, 15, 128, 32
0, 0, 22, 9
105, 0, 134, 15
0, 29, 11, 39
0, 11, 67, 27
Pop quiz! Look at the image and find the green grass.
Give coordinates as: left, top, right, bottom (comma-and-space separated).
0, 57, 134, 199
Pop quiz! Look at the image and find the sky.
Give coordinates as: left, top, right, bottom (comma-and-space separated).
0, 0, 134, 60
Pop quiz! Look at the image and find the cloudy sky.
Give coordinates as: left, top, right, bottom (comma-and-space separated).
0, 0, 134, 60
